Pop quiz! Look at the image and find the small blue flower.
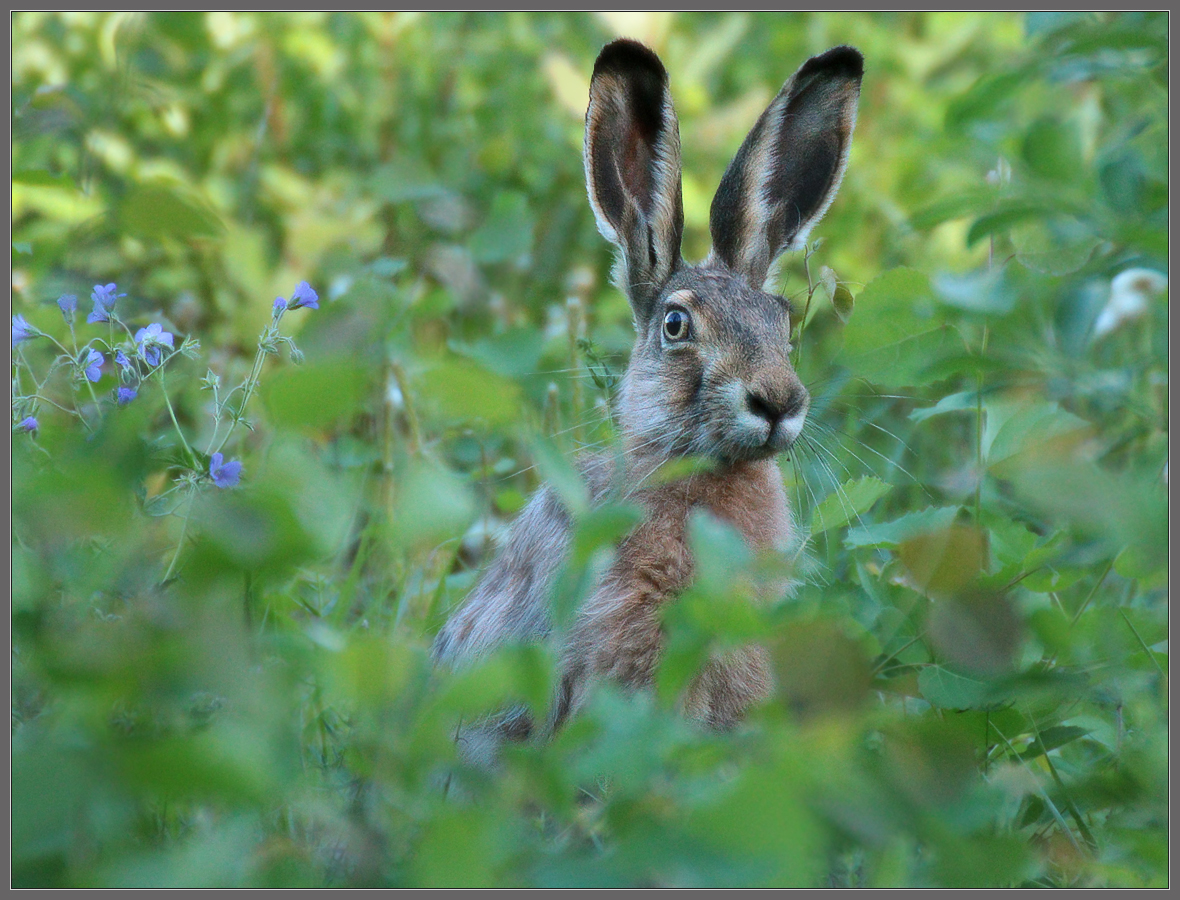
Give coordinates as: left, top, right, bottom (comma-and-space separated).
58, 294, 78, 323
134, 322, 175, 367
273, 297, 287, 316
15, 416, 38, 434
287, 281, 319, 310
82, 348, 104, 382
115, 349, 133, 372
12, 314, 36, 348
117, 385, 138, 406
209, 452, 243, 489
87, 282, 125, 323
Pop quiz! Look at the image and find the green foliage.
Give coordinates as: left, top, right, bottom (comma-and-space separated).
11, 11, 1167, 889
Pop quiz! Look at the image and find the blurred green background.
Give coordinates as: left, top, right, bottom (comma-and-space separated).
11, 11, 1168, 888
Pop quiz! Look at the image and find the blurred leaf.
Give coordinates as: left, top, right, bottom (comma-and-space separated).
831, 284, 855, 324
946, 67, 1036, 128
771, 618, 873, 719
119, 182, 225, 240
810, 475, 891, 535
390, 457, 476, 550
450, 327, 545, 378
928, 591, 1023, 676
898, 524, 986, 596
840, 268, 934, 355
932, 269, 1016, 315
1022, 116, 1084, 183
418, 357, 523, 428
1019, 724, 1090, 760
909, 390, 979, 423
569, 502, 642, 567
919, 665, 991, 710
263, 358, 371, 430
845, 507, 958, 549
13, 168, 78, 191
1011, 214, 1100, 276
468, 191, 534, 264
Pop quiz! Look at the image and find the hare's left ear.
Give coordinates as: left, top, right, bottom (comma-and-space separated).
709, 46, 863, 287
585, 39, 684, 323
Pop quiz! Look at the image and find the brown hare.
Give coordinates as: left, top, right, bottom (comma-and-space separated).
433, 38, 863, 760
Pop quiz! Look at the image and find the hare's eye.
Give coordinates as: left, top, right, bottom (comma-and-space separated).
662, 308, 691, 342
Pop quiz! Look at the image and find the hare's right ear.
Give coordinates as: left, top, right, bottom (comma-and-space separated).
585, 39, 684, 323
709, 46, 863, 288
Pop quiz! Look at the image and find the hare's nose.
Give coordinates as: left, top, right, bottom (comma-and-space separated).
746, 386, 808, 426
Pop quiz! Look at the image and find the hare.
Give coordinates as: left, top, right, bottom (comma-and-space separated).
433, 38, 863, 758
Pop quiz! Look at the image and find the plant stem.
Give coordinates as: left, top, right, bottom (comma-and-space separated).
158, 369, 194, 459
389, 360, 420, 455
1070, 555, 1115, 626
212, 330, 274, 456
161, 484, 198, 584
1120, 607, 1164, 676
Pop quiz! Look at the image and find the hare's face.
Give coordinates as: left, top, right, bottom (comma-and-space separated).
620, 266, 808, 465
584, 39, 860, 469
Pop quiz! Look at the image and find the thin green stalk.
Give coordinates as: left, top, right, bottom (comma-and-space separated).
989, 721, 1085, 856
974, 327, 989, 533
158, 370, 194, 459
794, 246, 818, 371
1070, 556, 1115, 626
389, 360, 421, 455
212, 330, 273, 456
161, 484, 198, 584
1027, 713, 1098, 852
1120, 607, 1164, 676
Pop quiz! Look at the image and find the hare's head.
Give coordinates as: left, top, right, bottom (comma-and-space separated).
584, 39, 862, 467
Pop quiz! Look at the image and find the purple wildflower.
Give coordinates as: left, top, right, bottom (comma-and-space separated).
115, 349, 133, 372
87, 282, 125, 323
15, 416, 38, 434
58, 294, 78, 323
117, 385, 138, 406
287, 281, 319, 310
209, 452, 243, 489
12, 314, 36, 348
134, 322, 175, 367
82, 348, 104, 382
273, 297, 287, 317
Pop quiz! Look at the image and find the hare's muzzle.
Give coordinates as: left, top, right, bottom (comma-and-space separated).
744, 381, 809, 450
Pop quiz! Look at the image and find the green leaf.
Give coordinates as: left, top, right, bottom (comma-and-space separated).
569, 502, 643, 567
932, 269, 1016, 315
946, 67, 1034, 129
918, 665, 991, 710
840, 268, 934, 355
909, 391, 980, 423
1010, 214, 1100, 276
119, 182, 225, 240
1022, 116, 1084, 183
845, 506, 958, 550
832, 284, 855, 324
1018, 724, 1090, 760
966, 204, 1050, 247
468, 191, 534, 264
263, 359, 371, 430
983, 400, 1090, 471
810, 476, 891, 535
449, 327, 545, 378
909, 189, 997, 231
13, 168, 77, 191
418, 357, 522, 428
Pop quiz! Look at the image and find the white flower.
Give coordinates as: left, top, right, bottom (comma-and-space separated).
1092, 268, 1167, 341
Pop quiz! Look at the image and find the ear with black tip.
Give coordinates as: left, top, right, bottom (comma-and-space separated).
584, 38, 684, 322
709, 45, 863, 287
